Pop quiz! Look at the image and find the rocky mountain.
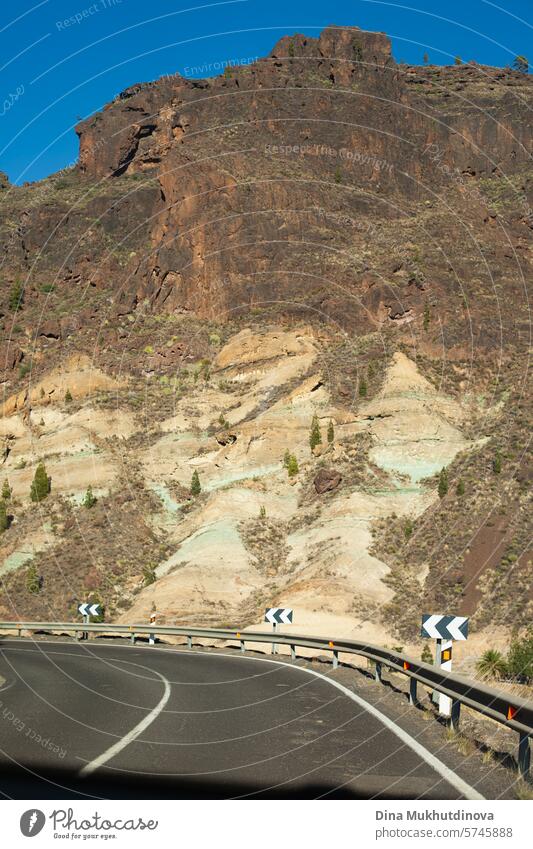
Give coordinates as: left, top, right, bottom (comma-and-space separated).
0, 25, 531, 657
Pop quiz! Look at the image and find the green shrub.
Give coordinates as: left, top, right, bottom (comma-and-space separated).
283, 449, 291, 469
404, 518, 413, 539
9, 280, 24, 311
259, 505, 266, 520
358, 378, 367, 398
507, 630, 533, 682
492, 452, 502, 474
190, 470, 201, 496
83, 486, 97, 509
476, 649, 507, 680
30, 462, 50, 502
64, 388, 73, 403
1, 479, 11, 501
334, 166, 342, 184
287, 454, 299, 478
142, 564, 156, 586
26, 563, 41, 594
438, 467, 448, 499
456, 479, 465, 496
454, 55, 463, 65
327, 420, 334, 444
421, 643, 433, 664
0, 500, 8, 533
309, 414, 322, 451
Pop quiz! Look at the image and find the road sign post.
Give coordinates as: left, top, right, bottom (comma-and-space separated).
78, 603, 102, 641
149, 611, 156, 645
265, 608, 293, 655
421, 614, 468, 719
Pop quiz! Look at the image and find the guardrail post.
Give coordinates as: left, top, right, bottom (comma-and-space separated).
448, 699, 461, 732
409, 677, 417, 706
187, 635, 192, 650
240, 639, 245, 653
130, 632, 136, 645
375, 661, 382, 683
332, 650, 339, 670
290, 644, 296, 661
518, 732, 531, 779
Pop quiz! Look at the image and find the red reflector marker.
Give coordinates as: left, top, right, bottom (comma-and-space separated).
507, 705, 517, 721
403, 661, 410, 670
328, 641, 334, 648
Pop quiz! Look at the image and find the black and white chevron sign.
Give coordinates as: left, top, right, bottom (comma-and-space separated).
265, 608, 293, 625
78, 602, 102, 617
421, 614, 468, 641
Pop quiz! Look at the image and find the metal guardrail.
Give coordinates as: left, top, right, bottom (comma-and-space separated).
1, 621, 531, 778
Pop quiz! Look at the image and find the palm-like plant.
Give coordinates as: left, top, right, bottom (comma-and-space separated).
476, 649, 507, 680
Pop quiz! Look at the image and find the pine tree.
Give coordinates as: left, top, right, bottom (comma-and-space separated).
9, 280, 24, 311
287, 454, 299, 478
64, 388, 73, 403
327, 420, 335, 444
190, 469, 201, 496
438, 466, 448, 499
30, 462, 50, 502
456, 479, 465, 496
492, 452, 502, 474
309, 414, 322, 451
423, 53, 429, 64
259, 505, 266, 520
423, 300, 431, 331
0, 500, 8, 533
513, 55, 529, 73
454, 55, 463, 65
1, 479, 11, 500
83, 486, 97, 509
26, 563, 41, 594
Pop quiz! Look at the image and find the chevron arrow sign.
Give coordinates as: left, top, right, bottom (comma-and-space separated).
265, 608, 293, 625
421, 614, 468, 641
78, 603, 102, 618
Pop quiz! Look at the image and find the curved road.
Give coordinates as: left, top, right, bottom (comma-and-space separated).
0, 640, 482, 799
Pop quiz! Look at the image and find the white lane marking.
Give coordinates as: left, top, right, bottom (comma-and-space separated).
3, 640, 484, 798
79, 669, 171, 777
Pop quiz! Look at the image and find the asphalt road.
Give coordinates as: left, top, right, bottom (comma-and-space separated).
0, 640, 480, 799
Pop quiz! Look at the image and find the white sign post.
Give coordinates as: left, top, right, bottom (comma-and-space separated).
78, 603, 102, 641
149, 610, 156, 645
421, 614, 468, 721
265, 608, 293, 655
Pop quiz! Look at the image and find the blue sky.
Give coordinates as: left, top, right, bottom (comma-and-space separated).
0, 0, 531, 184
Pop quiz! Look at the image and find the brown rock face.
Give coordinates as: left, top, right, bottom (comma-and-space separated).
314, 468, 342, 494
1, 24, 532, 353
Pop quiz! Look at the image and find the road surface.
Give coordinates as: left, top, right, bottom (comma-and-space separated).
0, 640, 483, 799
